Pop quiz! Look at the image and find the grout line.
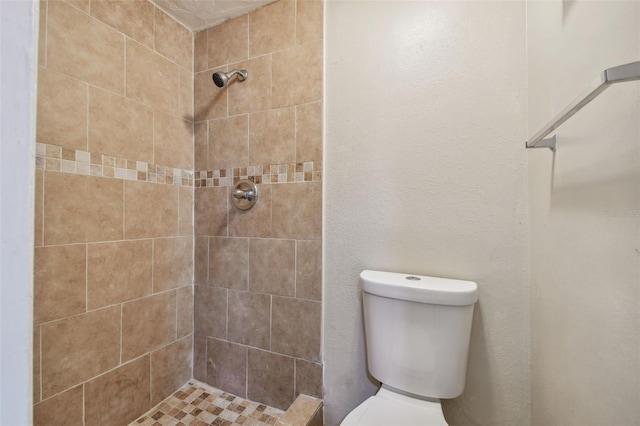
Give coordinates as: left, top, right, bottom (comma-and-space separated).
225, 289, 229, 340
294, 240, 297, 298
119, 304, 123, 365
82, 383, 85, 426
85, 84, 89, 152
294, 0, 298, 47
40, 169, 45, 246
206, 236, 210, 286
149, 347, 154, 404
152, 110, 156, 165
247, 239, 251, 291
175, 286, 179, 338
38, 324, 42, 402
245, 343, 249, 399
123, 37, 127, 98
85, 244, 88, 312
153, 6, 156, 52
122, 179, 126, 240
205, 335, 209, 384
151, 239, 155, 293
269, 295, 273, 351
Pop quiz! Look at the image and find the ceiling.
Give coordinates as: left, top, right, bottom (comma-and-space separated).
150, 0, 277, 32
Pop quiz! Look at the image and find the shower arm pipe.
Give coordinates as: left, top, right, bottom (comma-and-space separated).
526, 60, 640, 151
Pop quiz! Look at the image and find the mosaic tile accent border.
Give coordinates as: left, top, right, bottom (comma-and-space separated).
131, 381, 283, 426
35, 143, 323, 188
194, 161, 322, 188
36, 143, 194, 187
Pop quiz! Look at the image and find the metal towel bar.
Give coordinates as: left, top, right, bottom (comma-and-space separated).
526, 60, 640, 151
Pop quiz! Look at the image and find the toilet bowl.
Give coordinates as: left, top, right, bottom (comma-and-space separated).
341, 270, 478, 426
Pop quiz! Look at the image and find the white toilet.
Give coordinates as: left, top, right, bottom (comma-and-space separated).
341, 270, 478, 426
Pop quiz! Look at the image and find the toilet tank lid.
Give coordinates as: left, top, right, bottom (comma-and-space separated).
360, 270, 478, 306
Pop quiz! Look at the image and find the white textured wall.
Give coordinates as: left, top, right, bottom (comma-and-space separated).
528, 2, 640, 425
324, 2, 530, 425
0, 0, 38, 424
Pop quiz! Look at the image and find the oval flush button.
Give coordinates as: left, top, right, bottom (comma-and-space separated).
406, 276, 421, 281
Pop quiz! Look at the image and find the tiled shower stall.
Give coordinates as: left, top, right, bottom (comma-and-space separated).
32, 0, 323, 424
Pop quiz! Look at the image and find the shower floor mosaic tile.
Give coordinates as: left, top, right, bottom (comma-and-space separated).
131, 381, 284, 426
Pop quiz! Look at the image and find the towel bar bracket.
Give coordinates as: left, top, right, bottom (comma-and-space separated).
526, 135, 556, 151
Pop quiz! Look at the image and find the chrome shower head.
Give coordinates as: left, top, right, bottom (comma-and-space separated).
212, 69, 248, 88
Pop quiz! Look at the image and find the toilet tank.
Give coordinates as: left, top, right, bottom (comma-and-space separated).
361, 270, 478, 399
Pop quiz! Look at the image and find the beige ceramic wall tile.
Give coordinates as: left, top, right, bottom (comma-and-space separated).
63, 0, 89, 13
47, 1, 124, 94
249, 0, 295, 57
295, 101, 322, 162
249, 238, 295, 296
154, 8, 193, 70
86, 240, 153, 310
208, 114, 249, 169
33, 327, 40, 403
88, 86, 153, 162
194, 237, 209, 285
34, 170, 44, 246
207, 15, 248, 69
296, 240, 322, 301
38, 0, 46, 67
90, 0, 154, 48
124, 180, 179, 239
179, 67, 194, 120
295, 359, 322, 398
194, 285, 227, 339
272, 40, 322, 108
247, 348, 294, 410
206, 338, 248, 398
194, 30, 208, 73
271, 296, 321, 361
194, 67, 228, 122
150, 335, 193, 405
34, 244, 86, 324
228, 290, 270, 349
249, 107, 295, 165
41, 306, 121, 398
228, 184, 272, 238
176, 285, 194, 338
121, 292, 177, 361
296, 0, 323, 45
194, 121, 208, 170
179, 187, 193, 236
33, 385, 83, 426
194, 187, 228, 237
209, 237, 249, 290
154, 110, 193, 169
153, 237, 193, 292
272, 182, 321, 239
36, 67, 87, 149
84, 355, 151, 426
44, 172, 124, 245
126, 39, 179, 116
228, 55, 271, 115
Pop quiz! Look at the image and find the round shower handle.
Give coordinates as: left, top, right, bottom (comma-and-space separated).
232, 188, 255, 201
231, 179, 258, 210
